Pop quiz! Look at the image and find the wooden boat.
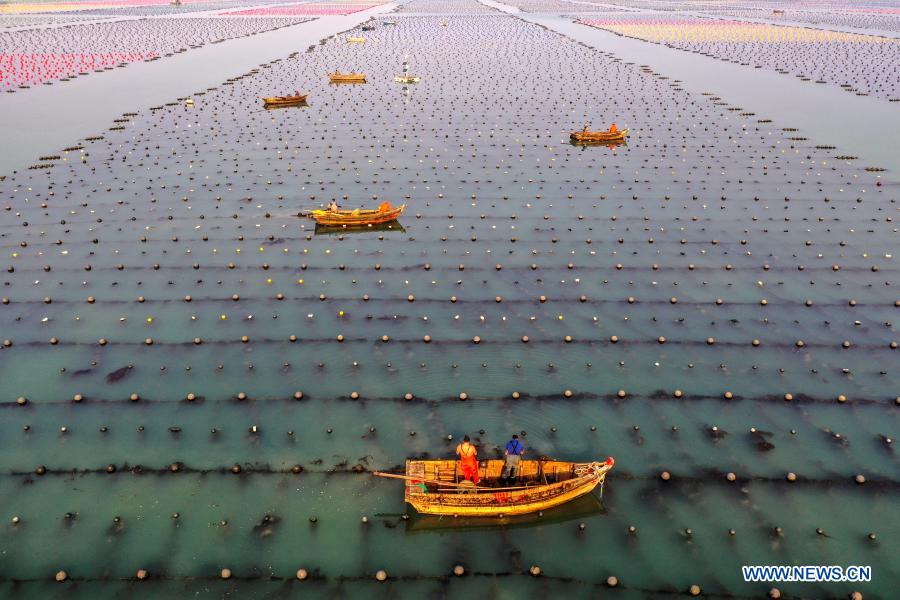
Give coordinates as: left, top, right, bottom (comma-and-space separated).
261, 94, 307, 107
328, 72, 366, 83
570, 127, 628, 143
383, 21, 396, 26
308, 203, 406, 226
375, 457, 614, 517
347, 36, 366, 43
361, 25, 375, 31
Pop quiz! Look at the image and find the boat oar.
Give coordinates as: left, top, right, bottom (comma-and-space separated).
372, 471, 552, 492
374, 471, 505, 490
372, 471, 470, 488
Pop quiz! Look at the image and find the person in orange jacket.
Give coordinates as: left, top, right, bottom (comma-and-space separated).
609, 123, 618, 133
456, 435, 480, 484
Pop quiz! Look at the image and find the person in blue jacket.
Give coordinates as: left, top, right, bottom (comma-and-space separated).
503, 434, 525, 482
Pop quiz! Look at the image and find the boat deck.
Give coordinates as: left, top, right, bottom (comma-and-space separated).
408, 459, 578, 493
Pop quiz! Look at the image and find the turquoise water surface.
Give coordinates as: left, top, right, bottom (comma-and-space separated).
0, 2, 897, 598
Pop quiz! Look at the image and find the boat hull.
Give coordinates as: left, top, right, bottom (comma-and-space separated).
409, 478, 601, 516
404, 458, 613, 517
404, 492, 605, 533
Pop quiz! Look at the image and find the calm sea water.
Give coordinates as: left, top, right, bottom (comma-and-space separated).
0, 3, 897, 598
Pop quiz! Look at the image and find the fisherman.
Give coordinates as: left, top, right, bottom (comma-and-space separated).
503, 434, 525, 481
456, 435, 480, 484
329, 199, 339, 212
609, 123, 618, 133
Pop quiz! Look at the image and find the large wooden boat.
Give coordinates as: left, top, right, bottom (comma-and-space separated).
375, 457, 614, 517
328, 72, 367, 83
308, 203, 406, 226
570, 127, 628, 143
261, 93, 308, 108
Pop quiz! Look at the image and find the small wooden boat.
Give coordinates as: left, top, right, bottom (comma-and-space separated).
347, 36, 366, 43
375, 457, 614, 517
570, 127, 628, 143
261, 94, 307, 107
308, 203, 405, 226
361, 25, 375, 31
328, 72, 366, 83
383, 21, 396, 26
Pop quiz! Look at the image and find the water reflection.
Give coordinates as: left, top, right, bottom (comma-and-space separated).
569, 139, 628, 149
314, 220, 406, 235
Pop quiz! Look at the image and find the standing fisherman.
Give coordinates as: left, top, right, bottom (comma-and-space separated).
503, 434, 525, 482
456, 435, 480, 484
